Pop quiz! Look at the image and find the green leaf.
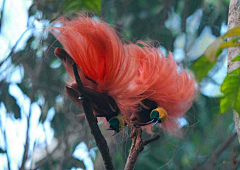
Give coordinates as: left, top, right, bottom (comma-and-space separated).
203, 27, 240, 63
204, 37, 223, 63
231, 37, 240, 43
192, 27, 240, 82
222, 27, 240, 38
191, 55, 215, 82
63, 0, 101, 15
232, 55, 240, 62
137, 43, 144, 48
220, 68, 240, 114
220, 94, 233, 113
220, 42, 240, 49
150, 5, 163, 15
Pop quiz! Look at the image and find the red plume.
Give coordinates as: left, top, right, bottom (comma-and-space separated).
51, 15, 196, 135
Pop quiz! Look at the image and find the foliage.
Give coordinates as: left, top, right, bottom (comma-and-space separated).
192, 27, 240, 81
63, 0, 101, 15
220, 68, 240, 114
191, 26, 240, 115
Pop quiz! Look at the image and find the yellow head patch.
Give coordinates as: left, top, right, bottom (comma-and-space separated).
150, 107, 168, 123
109, 114, 125, 132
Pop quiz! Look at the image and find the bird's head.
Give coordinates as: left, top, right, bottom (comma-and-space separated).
150, 107, 168, 124
108, 114, 124, 135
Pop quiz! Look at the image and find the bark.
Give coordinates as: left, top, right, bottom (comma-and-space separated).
228, 0, 240, 143
123, 117, 160, 170
72, 63, 114, 170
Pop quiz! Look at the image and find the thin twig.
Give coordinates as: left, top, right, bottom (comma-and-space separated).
43, 126, 54, 169
72, 62, 114, 170
19, 104, 32, 170
60, 128, 70, 170
3, 130, 11, 170
19, 84, 37, 170
0, 0, 6, 33
32, 120, 81, 170
20, 57, 44, 169
0, 28, 30, 67
124, 116, 160, 170
0, 113, 11, 170
204, 132, 237, 169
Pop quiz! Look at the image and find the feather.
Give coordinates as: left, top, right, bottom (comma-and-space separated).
50, 14, 196, 134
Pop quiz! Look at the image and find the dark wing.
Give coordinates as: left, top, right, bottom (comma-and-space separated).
132, 99, 158, 126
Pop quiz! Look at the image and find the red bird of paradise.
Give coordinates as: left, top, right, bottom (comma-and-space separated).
50, 15, 196, 135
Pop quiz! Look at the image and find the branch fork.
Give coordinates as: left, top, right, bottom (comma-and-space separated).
124, 116, 161, 170
71, 59, 160, 170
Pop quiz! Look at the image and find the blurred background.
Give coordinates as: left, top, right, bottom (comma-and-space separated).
0, 0, 238, 169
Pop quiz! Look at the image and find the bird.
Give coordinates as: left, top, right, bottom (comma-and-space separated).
50, 14, 196, 135
54, 47, 124, 135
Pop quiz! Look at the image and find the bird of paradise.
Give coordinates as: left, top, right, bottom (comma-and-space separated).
50, 14, 196, 135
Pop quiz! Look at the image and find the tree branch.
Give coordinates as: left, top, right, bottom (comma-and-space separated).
0, 28, 30, 67
32, 120, 82, 170
20, 57, 44, 170
3, 130, 11, 170
43, 126, 54, 169
19, 92, 35, 170
72, 62, 114, 170
123, 116, 160, 170
0, 0, 6, 33
228, 0, 240, 143
204, 132, 237, 169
